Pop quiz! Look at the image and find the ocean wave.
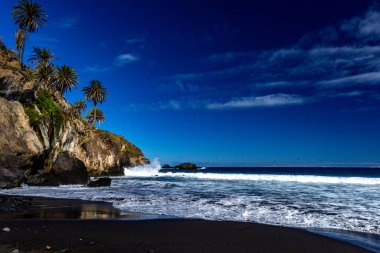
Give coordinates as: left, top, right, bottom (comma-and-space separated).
124, 159, 380, 185
3, 162, 380, 236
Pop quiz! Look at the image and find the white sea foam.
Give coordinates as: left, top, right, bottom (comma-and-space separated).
124, 158, 161, 176
124, 160, 380, 185
3, 159, 380, 238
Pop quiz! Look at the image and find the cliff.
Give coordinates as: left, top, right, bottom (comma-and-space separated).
0, 43, 148, 189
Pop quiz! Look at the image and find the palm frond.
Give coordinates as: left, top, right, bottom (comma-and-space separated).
85, 107, 105, 125
29, 47, 57, 68
54, 65, 79, 94
37, 63, 55, 85
82, 80, 108, 106
73, 99, 87, 115
12, 0, 47, 33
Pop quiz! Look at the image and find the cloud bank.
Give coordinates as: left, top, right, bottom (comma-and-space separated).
156, 4, 380, 110
207, 94, 306, 110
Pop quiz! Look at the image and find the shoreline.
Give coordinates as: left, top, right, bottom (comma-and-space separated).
0, 194, 375, 253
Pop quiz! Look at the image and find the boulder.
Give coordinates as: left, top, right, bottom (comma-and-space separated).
25, 172, 59, 187
51, 151, 89, 185
161, 164, 172, 169
87, 177, 112, 187
0, 168, 23, 189
175, 163, 198, 170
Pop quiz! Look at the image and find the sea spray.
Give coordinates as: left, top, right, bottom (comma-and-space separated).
124, 158, 161, 177
125, 162, 380, 185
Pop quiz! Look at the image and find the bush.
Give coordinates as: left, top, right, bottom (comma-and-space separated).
24, 91, 65, 136
24, 106, 42, 128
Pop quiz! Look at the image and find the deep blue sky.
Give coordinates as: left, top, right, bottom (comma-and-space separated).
1, 0, 380, 166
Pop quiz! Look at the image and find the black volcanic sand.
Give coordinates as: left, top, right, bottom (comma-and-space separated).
0, 195, 373, 253
0, 194, 136, 220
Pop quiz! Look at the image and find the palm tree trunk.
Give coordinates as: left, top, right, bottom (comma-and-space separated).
21, 42, 26, 67
17, 48, 21, 62
93, 104, 97, 127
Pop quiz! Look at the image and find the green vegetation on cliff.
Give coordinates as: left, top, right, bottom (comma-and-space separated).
24, 90, 64, 136
95, 129, 144, 158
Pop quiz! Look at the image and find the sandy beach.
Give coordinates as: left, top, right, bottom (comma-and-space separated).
0, 194, 373, 253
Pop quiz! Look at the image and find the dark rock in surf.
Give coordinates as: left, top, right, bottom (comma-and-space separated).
25, 172, 59, 186
87, 177, 112, 187
25, 152, 89, 186
175, 163, 198, 170
51, 151, 89, 185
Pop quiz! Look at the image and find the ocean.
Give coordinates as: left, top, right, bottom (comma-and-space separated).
2, 159, 380, 252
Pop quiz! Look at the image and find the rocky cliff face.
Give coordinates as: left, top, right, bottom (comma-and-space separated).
0, 43, 148, 189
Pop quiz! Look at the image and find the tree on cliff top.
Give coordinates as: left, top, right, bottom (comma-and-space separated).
82, 80, 107, 127
12, 0, 47, 65
73, 99, 87, 116
37, 63, 55, 89
29, 47, 57, 68
54, 65, 79, 94
85, 107, 106, 125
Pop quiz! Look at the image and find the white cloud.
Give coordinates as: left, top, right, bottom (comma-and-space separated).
207, 94, 306, 110
123, 95, 308, 111
158, 80, 201, 93
125, 37, 146, 44
83, 53, 139, 72
83, 65, 111, 73
30, 35, 59, 43
115, 54, 139, 66
56, 16, 79, 29
159, 100, 182, 110
201, 51, 258, 64
341, 6, 380, 39
322, 90, 366, 98
165, 5, 380, 105
318, 72, 380, 87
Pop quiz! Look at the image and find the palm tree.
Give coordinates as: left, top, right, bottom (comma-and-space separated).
37, 63, 55, 88
54, 65, 79, 94
85, 107, 105, 125
29, 47, 57, 68
82, 80, 107, 106
12, 0, 47, 64
82, 80, 107, 126
73, 99, 87, 116
15, 28, 26, 61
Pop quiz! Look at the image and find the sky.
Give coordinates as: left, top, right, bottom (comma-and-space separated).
1, 0, 380, 166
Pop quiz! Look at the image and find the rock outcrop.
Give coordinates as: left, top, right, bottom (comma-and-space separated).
51, 151, 89, 184
0, 42, 148, 188
88, 177, 112, 187
175, 163, 198, 170
80, 129, 149, 176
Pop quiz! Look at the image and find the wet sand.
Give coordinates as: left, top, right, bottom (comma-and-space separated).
0, 194, 374, 253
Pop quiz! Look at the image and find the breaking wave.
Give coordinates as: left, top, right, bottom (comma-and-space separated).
124, 159, 380, 185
